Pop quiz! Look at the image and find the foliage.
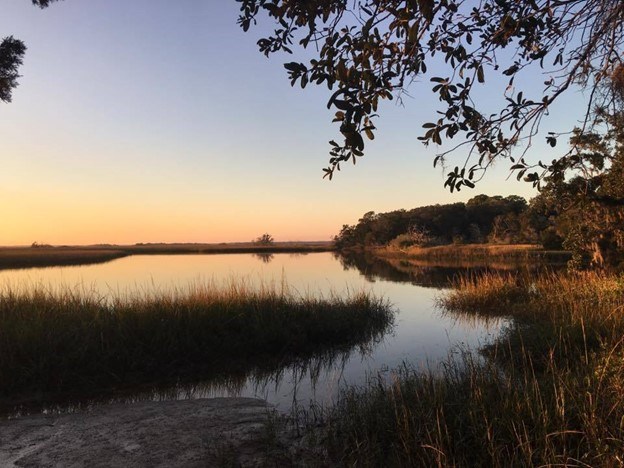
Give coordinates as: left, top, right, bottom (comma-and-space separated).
526, 106, 624, 269
0, 37, 26, 103
389, 224, 436, 250
31, 0, 59, 6
238, 0, 624, 191
253, 232, 275, 245
30, 241, 52, 248
539, 227, 564, 251
0, 1, 59, 102
240, 0, 624, 268
335, 110, 624, 268
334, 194, 533, 250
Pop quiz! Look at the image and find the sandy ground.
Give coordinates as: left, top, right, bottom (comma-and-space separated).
0, 398, 310, 467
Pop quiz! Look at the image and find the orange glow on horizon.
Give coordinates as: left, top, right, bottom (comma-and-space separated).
0, 186, 340, 246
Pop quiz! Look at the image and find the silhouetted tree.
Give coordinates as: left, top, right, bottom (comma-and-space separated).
1, 1, 59, 102
239, 0, 624, 192
0, 37, 27, 103
533, 110, 624, 268
253, 233, 274, 245
334, 195, 530, 250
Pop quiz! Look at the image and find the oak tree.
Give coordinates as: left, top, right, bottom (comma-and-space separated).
237, 0, 624, 191
533, 105, 624, 268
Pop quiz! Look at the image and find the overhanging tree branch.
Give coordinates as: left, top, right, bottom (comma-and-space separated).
238, 0, 624, 191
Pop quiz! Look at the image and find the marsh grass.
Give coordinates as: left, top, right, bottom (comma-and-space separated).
437, 271, 526, 314
321, 271, 624, 467
0, 242, 335, 270
0, 248, 128, 270
0, 280, 393, 406
376, 243, 571, 265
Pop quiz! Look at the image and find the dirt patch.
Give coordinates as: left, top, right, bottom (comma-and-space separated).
0, 398, 314, 467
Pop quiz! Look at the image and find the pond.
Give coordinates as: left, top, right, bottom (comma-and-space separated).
0, 252, 507, 414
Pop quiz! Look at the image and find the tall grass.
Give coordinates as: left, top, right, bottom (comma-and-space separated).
0, 280, 393, 405
376, 243, 570, 265
321, 272, 624, 466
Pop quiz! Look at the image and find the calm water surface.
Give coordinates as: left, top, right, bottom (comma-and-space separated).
1, 252, 506, 413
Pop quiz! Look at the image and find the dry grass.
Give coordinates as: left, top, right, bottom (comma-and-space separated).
321, 271, 624, 467
438, 271, 526, 314
0, 242, 335, 270
375, 243, 570, 264
0, 248, 128, 269
0, 280, 392, 408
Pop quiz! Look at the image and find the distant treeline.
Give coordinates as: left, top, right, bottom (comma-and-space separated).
335, 194, 562, 251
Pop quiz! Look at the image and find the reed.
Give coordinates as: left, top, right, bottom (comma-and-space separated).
0, 280, 393, 401
437, 270, 525, 314
376, 243, 570, 264
321, 271, 624, 466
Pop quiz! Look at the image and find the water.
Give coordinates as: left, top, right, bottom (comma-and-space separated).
0, 252, 506, 413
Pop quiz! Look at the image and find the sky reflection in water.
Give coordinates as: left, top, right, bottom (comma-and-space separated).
0, 252, 506, 415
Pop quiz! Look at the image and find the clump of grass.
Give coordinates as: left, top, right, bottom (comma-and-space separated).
325, 350, 624, 467
320, 272, 624, 466
443, 270, 624, 326
0, 280, 393, 402
437, 271, 525, 314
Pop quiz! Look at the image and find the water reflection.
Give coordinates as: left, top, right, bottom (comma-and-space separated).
252, 252, 275, 263
4, 326, 391, 418
0, 252, 509, 417
336, 251, 563, 288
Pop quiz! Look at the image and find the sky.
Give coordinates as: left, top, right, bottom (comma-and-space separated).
0, 1, 587, 245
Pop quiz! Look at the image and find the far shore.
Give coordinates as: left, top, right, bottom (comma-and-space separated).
0, 241, 335, 270
0, 242, 573, 271
357, 243, 572, 264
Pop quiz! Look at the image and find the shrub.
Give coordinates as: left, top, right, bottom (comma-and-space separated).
253, 233, 274, 245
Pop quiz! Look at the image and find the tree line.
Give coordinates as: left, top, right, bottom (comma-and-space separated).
336, 194, 530, 248
334, 189, 623, 270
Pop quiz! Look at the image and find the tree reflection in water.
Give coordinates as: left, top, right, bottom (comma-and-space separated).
252, 252, 275, 264
335, 251, 564, 289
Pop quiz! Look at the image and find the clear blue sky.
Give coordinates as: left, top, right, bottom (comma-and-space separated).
0, 1, 586, 245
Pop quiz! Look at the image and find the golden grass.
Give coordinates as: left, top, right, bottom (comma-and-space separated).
0, 279, 392, 411
375, 243, 570, 264
320, 271, 624, 466
0, 248, 128, 269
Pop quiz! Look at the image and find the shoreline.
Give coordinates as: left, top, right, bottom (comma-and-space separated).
0, 397, 311, 467
0, 242, 570, 271
0, 241, 335, 270
347, 243, 571, 265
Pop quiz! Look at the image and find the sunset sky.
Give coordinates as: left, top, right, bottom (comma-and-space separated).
1, 1, 586, 245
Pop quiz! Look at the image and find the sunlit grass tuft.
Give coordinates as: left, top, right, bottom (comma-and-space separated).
436, 271, 525, 314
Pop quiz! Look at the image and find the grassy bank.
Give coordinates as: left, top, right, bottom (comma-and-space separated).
0, 248, 129, 270
0, 242, 335, 270
0, 281, 392, 407
372, 243, 570, 265
321, 272, 624, 466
